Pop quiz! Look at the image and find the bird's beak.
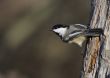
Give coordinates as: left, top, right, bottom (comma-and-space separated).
49, 29, 52, 31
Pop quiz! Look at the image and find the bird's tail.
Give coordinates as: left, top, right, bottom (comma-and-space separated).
84, 28, 103, 37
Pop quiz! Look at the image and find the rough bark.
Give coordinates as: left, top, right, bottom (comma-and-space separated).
82, 0, 110, 78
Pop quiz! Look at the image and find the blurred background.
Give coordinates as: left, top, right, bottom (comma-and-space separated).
0, 0, 90, 78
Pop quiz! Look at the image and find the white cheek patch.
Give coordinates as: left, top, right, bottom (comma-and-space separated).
53, 28, 67, 36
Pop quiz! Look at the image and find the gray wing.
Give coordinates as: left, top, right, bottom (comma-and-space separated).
63, 29, 86, 42
62, 24, 87, 41
72, 24, 87, 29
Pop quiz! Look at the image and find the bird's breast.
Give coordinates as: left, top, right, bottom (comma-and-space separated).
68, 36, 86, 47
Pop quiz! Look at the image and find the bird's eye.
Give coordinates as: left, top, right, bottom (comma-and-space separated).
52, 24, 63, 29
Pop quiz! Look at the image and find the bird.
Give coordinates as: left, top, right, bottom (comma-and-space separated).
52, 24, 103, 47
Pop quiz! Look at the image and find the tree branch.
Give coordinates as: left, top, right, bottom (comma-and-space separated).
82, 0, 110, 78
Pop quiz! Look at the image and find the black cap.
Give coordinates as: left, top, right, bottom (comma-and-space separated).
52, 24, 69, 30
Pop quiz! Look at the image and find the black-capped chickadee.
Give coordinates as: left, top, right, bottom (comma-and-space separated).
52, 24, 103, 46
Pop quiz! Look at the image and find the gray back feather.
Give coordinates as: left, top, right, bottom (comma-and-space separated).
63, 24, 87, 41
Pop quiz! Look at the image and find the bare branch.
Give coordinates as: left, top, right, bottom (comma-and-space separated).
82, 0, 110, 78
